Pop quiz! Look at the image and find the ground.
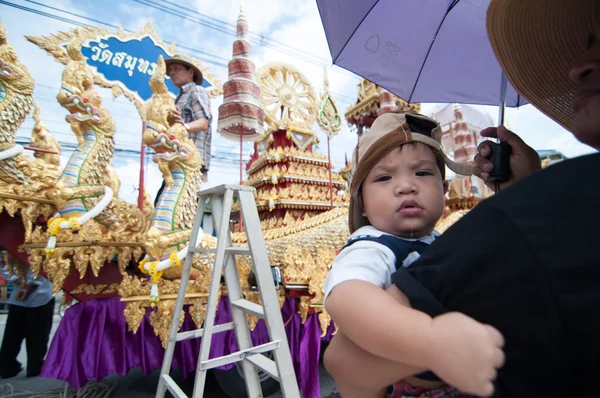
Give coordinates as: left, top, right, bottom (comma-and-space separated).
0, 295, 337, 397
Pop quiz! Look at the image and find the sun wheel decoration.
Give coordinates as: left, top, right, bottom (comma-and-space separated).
256, 62, 318, 132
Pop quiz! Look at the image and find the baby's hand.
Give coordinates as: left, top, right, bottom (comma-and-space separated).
427, 312, 504, 397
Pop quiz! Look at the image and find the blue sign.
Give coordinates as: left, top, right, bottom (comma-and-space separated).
81, 35, 212, 102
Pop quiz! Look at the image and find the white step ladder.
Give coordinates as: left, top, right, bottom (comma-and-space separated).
155, 184, 301, 398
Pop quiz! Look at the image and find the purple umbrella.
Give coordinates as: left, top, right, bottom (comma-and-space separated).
316, 0, 525, 123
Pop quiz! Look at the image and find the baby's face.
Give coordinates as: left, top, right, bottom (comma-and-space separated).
361, 143, 446, 239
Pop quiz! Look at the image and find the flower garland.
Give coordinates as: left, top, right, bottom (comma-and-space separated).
138, 251, 182, 307
45, 216, 81, 255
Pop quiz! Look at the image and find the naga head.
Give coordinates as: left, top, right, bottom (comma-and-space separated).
0, 22, 33, 96
0, 22, 35, 149
56, 34, 114, 137
143, 55, 200, 167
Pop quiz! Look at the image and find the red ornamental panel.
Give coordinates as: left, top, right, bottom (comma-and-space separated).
229, 59, 256, 74
223, 80, 261, 98
233, 40, 252, 57
220, 102, 265, 123
236, 21, 249, 36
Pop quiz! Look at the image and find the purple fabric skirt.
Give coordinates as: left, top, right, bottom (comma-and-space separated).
41, 297, 334, 398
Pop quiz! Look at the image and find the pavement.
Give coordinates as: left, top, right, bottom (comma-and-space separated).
0, 296, 337, 397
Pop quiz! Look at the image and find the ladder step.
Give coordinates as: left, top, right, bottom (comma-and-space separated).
225, 246, 251, 255
230, 298, 265, 318
198, 340, 281, 371
176, 322, 234, 342
245, 354, 280, 381
197, 184, 254, 198
196, 247, 250, 255
161, 374, 187, 398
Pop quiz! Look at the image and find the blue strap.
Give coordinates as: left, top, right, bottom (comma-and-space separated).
343, 234, 429, 269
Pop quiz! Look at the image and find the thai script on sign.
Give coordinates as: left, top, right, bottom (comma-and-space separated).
89, 42, 157, 78
81, 35, 190, 102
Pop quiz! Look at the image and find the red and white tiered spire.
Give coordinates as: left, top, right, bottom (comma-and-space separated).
216, 4, 264, 141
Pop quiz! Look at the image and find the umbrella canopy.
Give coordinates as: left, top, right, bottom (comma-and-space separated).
316, 0, 526, 108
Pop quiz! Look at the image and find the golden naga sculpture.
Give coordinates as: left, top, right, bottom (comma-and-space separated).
136, 56, 213, 299
25, 36, 154, 291
0, 22, 60, 239
119, 56, 214, 344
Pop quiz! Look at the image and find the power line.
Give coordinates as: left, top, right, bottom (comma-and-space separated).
154, 0, 333, 65
132, 0, 333, 67
2, 2, 355, 169
15, 0, 359, 103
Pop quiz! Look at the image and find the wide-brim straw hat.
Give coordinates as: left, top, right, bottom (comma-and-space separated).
165, 53, 204, 85
487, 0, 597, 131
349, 112, 473, 233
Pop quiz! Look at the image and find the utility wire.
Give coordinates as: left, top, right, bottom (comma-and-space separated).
14, 0, 359, 102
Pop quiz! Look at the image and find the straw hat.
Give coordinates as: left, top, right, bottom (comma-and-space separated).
165, 53, 204, 85
486, 0, 597, 131
349, 112, 473, 233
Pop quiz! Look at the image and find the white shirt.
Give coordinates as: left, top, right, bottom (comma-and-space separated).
323, 225, 438, 303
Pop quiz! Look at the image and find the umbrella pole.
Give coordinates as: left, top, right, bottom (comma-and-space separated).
497, 72, 508, 127
239, 131, 243, 232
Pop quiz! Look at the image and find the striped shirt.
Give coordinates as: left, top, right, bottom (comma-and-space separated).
176, 82, 212, 171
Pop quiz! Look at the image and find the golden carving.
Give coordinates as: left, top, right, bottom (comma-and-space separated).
247, 146, 331, 174
123, 300, 147, 335
317, 309, 336, 338
244, 290, 261, 331
257, 63, 318, 132
30, 102, 61, 166
246, 161, 346, 187
308, 246, 336, 306
299, 296, 310, 324
0, 22, 61, 240
345, 79, 420, 124
255, 184, 348, 208
119, 264, 213, 347
317, 67, 342, 138
149, 299, 185, 348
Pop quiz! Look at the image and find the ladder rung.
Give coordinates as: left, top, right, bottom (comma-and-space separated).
230, 298, 265, 318
245, 354, 280, 381
197, 184, 254, 198
195, 247, 250, 255
176, 322, 234, 342
199, 340, 281, 371
161, 374, 187, 398
225, 246, 250, 255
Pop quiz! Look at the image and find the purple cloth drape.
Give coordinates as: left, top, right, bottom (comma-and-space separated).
41, 297, 333, 397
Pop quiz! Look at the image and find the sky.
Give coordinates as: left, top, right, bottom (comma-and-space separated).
1, 0, 594, 205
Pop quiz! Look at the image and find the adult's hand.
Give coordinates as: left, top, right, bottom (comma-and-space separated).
15, 288, 29, 301
172, 107, 184, 125
428, 312, 505, 397
474, 126, 541, 191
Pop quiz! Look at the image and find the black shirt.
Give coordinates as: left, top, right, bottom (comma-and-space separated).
392, 153, 600, 397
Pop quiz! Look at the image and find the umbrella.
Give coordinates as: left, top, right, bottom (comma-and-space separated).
316, 0, 526, 123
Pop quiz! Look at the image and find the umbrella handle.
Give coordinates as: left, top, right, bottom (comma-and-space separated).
488, 142, 512, 183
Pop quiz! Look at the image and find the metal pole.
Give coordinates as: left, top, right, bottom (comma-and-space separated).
327, 136, 334, 209
138, 121, 146, 210
497, 72, 508, 127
